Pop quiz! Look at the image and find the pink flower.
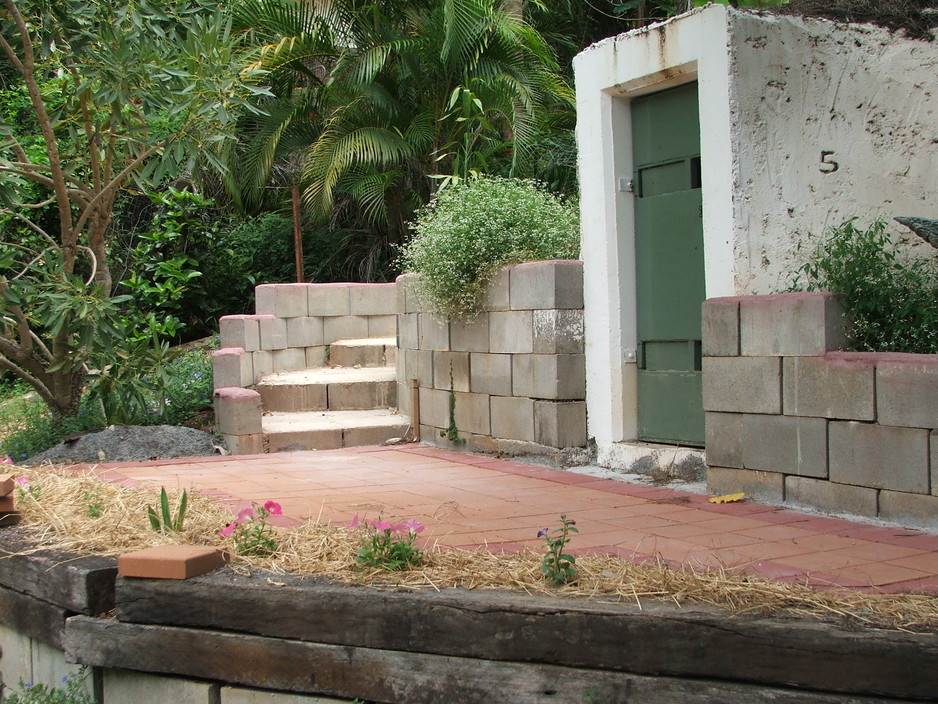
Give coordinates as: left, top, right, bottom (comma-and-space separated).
219, 523, 237, 537
237, 507, 255, 523
403, 519, 425, 534
15, 477, 28, 485
2, 456, 12, 464
263, 500, 283, 516
346, 512, 361, 530
371, 520, 391, 532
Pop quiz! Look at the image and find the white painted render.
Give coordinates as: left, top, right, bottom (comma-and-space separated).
575, 5, 938, 464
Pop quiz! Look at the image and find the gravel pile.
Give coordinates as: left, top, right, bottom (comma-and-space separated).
24, 425, 221, 466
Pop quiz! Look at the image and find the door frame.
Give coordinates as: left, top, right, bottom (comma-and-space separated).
574, 7, 737, 459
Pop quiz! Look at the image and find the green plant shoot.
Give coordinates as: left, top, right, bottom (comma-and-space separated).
147, 487, 187, 533
539, 514, 578, 586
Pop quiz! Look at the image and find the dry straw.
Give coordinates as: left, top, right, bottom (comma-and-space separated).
6, 466, 938, 632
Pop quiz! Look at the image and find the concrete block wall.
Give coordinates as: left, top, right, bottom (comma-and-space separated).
704, 292, 938, 531
396, 260, 587, 450
213, 283, 397, 453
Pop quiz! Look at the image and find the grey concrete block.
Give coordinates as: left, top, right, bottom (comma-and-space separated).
308, 284, 351, 316
403, 348, 433, 387
395, 273, 421, 314
418, 387, 450, 429
258, 382, 327, 412
533, 309, 585, 354
741, 414, 827, 477
368, 314, 397, 338
453, 391, 491, 436
509, 259, 583, 310
491, 396, 535, 442
879, 490, 938, 532
275, 284, 311, 318
214, 388, 263, 435
785, 476, 878, 518
830, 421, 930, 493
305, 346, 328, 368
739, 292, 847, 356
433, 351, 470, 392
254, 284, 277, 315
490, 311, 533, 353
328, 379, 396, 410
252, 350, 274, 382
0, 624, 32, 694
398, 313, 419, 350
451, 317, 490, 353
704, 412, 744, 469
323, 316, 368, 344
707, 466, 784, 504
222, 433, 265, 456
418, 314, 450, 351
212, 348, 253, 389
483, 267, 510, 311
877, 356, 938, 428
701, 297, 740, 357
286, 316, 324, 348
702, 356, 781, 414
105, 671, 215, 704
512, 354, 586, 400
222, 685, 344, 703
349, 283, 397, 315
534, 400, 587, 448
783, 355, 875, 421
271, 348, 307, 373
259, 315, 288, 350
219, 315, 261, 352
470, 353, 513, 396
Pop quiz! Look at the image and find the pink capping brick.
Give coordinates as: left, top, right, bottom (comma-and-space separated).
118, 545, 229, 580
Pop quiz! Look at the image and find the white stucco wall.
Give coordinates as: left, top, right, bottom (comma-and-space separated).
729, 11, 938, 293
575, 5, 938, 462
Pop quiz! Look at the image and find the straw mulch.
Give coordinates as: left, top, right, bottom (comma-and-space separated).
6, 466, 938, 633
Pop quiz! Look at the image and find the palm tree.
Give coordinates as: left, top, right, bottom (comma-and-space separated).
228, 0, 574, 280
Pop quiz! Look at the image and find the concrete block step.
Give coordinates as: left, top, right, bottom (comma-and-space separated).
329, 337, 396, 368
263, 409, 409, 452
257, 367, 397, 412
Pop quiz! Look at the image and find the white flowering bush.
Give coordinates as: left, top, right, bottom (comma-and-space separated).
401, 177, 580, 320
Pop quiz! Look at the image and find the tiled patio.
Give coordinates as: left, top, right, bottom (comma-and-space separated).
90, 444, 938, 593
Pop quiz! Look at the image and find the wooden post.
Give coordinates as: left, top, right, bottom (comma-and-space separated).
291, 185, 304, 283
409, 378, 420, 442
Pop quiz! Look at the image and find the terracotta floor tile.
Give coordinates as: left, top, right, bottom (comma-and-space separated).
76, 445, 938, 593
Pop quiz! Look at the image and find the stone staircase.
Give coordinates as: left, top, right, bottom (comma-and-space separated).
258, 337, 407, 452
212, 283, 409, 455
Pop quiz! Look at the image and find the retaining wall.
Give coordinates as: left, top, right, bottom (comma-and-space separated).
395, 260, 588, 453
704, 292, 938, 530
1, 531, 937, 703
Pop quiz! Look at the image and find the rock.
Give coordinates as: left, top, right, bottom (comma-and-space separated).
24, 425, 220, 466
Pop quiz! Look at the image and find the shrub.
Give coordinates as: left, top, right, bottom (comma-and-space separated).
400, 176, 580, 320
790, 218, 938, 354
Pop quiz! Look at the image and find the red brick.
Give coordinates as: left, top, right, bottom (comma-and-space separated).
118, 545, 229, 580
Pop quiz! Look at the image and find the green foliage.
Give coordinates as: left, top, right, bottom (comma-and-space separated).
1, 669, 94, 704
118, 189, 253, 342
401, 176, 580, 320
351, 515, 424, 572
790, 219, 938, 354
539, 514, 578, 586
147, 487, 188, 533
84, 488, 104, 519
0, 392, 102, 464
220, 501, 283, 556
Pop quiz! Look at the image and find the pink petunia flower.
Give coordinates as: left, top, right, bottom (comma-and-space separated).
403, 519, 425, 534
2, 456, 13, 464
219, 523, 237, 537
263, 500, 283, 516
371, 520, 391, 532
346, 512, 360, 530
237, 507, 255, 523
15, 477, 29, 485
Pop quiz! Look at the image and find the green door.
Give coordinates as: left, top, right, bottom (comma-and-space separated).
632, 83, 705, 446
